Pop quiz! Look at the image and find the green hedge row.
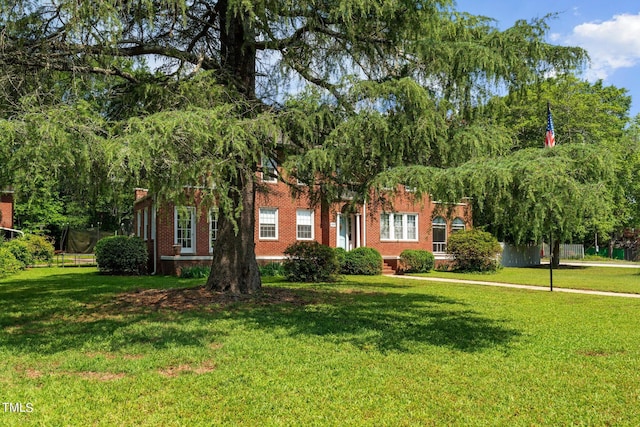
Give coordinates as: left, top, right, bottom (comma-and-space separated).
0, 234, 55, 277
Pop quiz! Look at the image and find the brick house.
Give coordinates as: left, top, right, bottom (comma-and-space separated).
1, 188, 15, 229
133, 166, 471, 275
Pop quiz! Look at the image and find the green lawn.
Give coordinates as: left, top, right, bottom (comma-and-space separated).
2, 268, 640, 425
421, 265, 640, 294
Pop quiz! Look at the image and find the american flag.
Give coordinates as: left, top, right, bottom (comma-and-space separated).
545, 103, 555, 148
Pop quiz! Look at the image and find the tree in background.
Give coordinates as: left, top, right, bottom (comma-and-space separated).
0, 1, 587, 292
474, 75, 632, 264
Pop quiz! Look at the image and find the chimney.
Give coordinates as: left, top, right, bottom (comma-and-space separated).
134, 188, 149, 201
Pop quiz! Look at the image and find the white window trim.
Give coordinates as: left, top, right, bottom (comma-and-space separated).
174, 206, 196, 254
380, 213, 419, 242
209, 209, 219, 253
452, 217, 466, 233
432, 217, 447, 253
261, 156, 278, 183
136, 211, 142, 237
143, 208, 149, 241
296, 209, 314, 240
259, 207, 278, 240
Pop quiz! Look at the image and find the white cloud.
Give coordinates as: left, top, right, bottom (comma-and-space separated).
566, 13, 640, 80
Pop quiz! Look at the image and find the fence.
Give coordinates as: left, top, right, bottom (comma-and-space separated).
54, 253, 97, 267
541, 243, 584, 259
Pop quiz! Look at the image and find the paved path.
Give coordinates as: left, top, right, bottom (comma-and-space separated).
387, 274, 640, 299
541, 261, 640, 269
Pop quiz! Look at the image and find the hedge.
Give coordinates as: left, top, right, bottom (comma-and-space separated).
283, 241, 339, 282
95, 236, 148, 275
342, 247, 382, 275
399, 249, 435, 273
447, 229, 502, 272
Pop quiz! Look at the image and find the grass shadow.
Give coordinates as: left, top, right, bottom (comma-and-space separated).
236, 281, 521, 354
1, 270, 521, 356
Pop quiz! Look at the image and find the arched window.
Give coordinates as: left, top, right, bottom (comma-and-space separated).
432, 217, 447, 253
452, 218, 466, 233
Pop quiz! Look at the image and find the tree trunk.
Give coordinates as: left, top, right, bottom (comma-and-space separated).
204, 3, 261, 294
206, 173, 261, 294
552, 239, 560, 268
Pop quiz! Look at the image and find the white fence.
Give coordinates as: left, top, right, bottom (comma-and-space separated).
500, 243, 541, 267
541, 243, 584, 259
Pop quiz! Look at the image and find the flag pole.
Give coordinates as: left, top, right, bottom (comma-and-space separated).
549, 231, 553, 292
545, 101, 556, 291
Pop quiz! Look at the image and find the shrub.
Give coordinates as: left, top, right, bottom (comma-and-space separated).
447, 229, 502, 272
259, 262, 285, 277
3, 238, 33, 267
179, 265, 211, 279
283, 241, 339, 282
0, 246, 22, 277
22, 234, 55, 263
342, 247, 383, 275
399, 249, 435, 273
95, 236, 148, 275
334, 247, 347, 271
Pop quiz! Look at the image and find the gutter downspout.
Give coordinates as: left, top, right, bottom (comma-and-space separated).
152, 197, 158, 275
362, 200, 367, 247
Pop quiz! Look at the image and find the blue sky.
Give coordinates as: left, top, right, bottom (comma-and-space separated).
455, 0, 640, 117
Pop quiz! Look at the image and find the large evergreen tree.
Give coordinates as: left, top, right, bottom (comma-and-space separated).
0, 1, 587, 292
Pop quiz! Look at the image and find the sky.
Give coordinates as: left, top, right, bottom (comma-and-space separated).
455, 0, 640, 117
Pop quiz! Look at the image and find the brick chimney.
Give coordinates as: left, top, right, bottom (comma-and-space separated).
134, 188, 149, 201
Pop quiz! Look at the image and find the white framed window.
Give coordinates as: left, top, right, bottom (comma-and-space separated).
143, 208, 149, 241
209, 209, 219, 252
380, 213, 391, 240
452, 218, 465, 233
296, 209, 314, 240
259, 208, 278, 239
261, 156, 278, 183
380, 213, 418, 241
174, 206, 196, 253
136, 211, 142, 237
432, 217, 447, 253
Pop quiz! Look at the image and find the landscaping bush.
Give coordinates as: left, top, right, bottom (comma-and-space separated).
3, 238, 33, 267
95, 236, 148, 275
1, 234, 55, 268
342, 247, 383, 275
447, 229, 502, 272
22, 234, 55, 263
334, 247, 347, 271
179, 265, 211, 279
283, 241, 339, 282
259, 262, 285, 277
0, 246, 22, 277
399, 249, 435, 273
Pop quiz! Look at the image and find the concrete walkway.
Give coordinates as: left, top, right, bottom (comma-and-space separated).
387, 274, 640, 299
541, 261, 640, 269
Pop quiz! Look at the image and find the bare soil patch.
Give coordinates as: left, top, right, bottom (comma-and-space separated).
112, 286, 314, 312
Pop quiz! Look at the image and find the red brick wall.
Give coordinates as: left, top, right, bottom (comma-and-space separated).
0, 193, 14, 229
133, 178, 473, 274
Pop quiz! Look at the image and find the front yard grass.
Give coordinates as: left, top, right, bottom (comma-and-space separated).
421, 265, 640, 294
1, 268, 640, 425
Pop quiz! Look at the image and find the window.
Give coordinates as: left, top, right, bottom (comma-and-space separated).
262, 156, 278, 183
143, 208, 149, 241
452, 218, 465, 233
175, 206, 196, 253
259, 208, 278, 239
296, 210, 314, 240
380, 214, 391, 240
136, 211, 142, 237
432, 217, 447, 252
209, 209, 219, 252
380, 213, 418, 241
